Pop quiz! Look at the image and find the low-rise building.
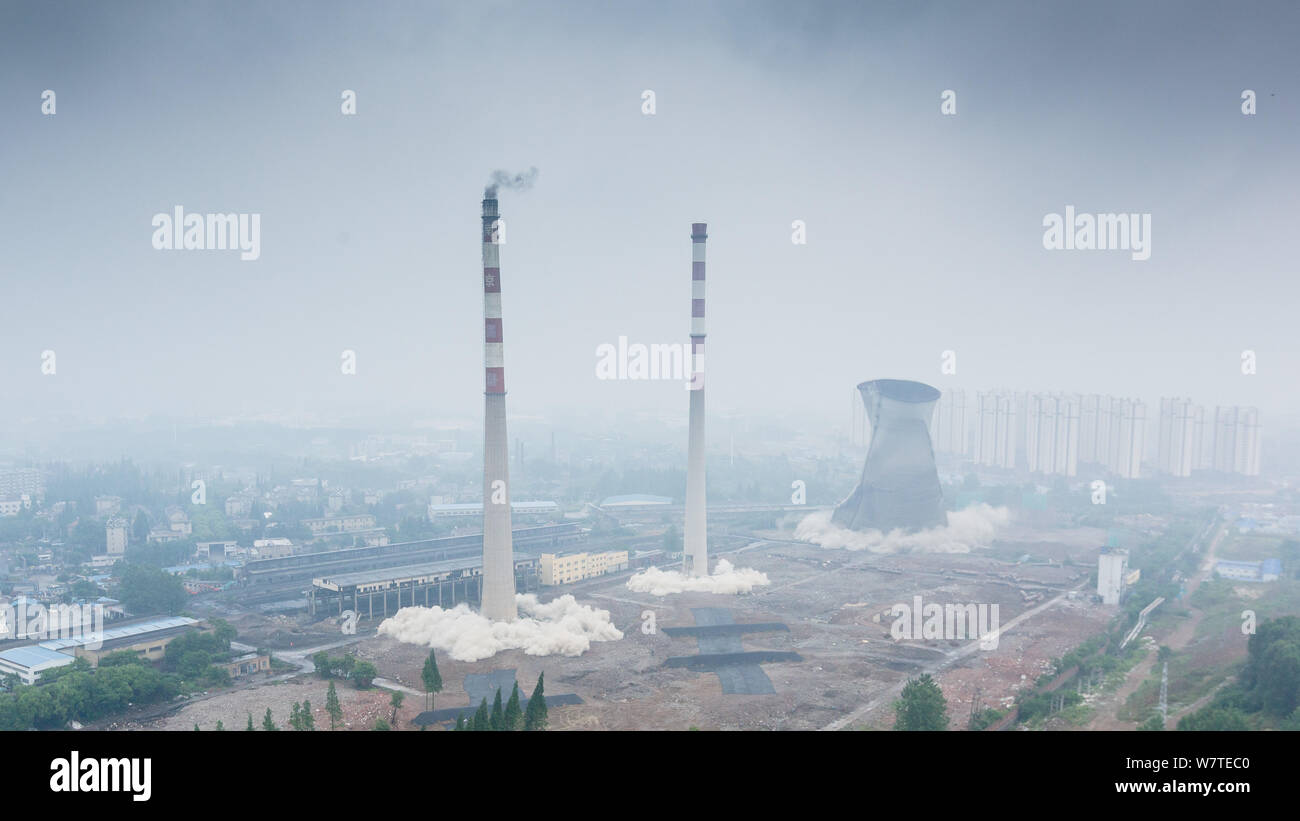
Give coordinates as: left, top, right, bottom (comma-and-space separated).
219, 652, 270, 679
302, 514, 376, 536
196, 540, 240, 560
539, 550, 630, 586
252, 538, 295, 559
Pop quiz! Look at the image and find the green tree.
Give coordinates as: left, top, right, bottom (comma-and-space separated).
894, 674, 949, 731
326, 681, 342, 730
246, 713, 254, 731
351, 660, 377, 689
215, 720, 224, 731
311, 651, 332, 678
372, 718, 391, 731
524, 673, 548, 731
390, 690, 404, 724
490, 688, 505, 731
473, 698, 489, 731
421, 650, 443, 711
300, 700, 314, 731
262, 707, 278, 731
289, 702, 303, 731
115, 563, 187, 615
1137, 715, 1165, 731
1177, 706, 1250, 731
132, 510, 150, 542
504, 682, 523, 731
194, 723, 200, 731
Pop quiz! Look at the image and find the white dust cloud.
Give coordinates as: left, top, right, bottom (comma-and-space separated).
793, 503, 1010, 553
376, 593, 623, 663
626, 558, 771, 597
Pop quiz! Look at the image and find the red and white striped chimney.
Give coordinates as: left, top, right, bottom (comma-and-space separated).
480, 195, 517, 621
684, 222, 708, 576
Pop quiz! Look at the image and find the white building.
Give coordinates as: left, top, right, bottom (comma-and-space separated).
1097, 548, 1129, 605
105, 516, 128, 555
931, 389, 970, 457
1212, 406, 1261, 476
974, 391, 1017, 469
1157, 398, 1203, 477
1023, 393, 1079, 477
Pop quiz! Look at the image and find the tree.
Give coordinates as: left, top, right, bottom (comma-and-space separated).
326, 681, 342, 731
504, 682, 523, 731
1177, 706, 1250, 731
300, 700, 314, 731
390, 690, 404, 724
194, 723, 200, 731
215, 720, 224, 731
246, 713, 254, 731
115, 563, 187, 615
454, 714, 467, 731
1137, 715, 1165, 731
473, 698, 489, 731
894, 674, 949, 731
421, 650, 443, 711
490, 688, 505, 731
524, 673, 548, 731
132, 510, 150, 542
311, 651, 332, 678
262, 707, 278, 731
289, 702, 303, 731
351, 660, 377, 689
372, 718, 391, 731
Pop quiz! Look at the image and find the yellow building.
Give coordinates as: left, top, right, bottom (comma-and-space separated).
539, 550, 629, 586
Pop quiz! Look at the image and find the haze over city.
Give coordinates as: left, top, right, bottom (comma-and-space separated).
1, 1, 1297, 794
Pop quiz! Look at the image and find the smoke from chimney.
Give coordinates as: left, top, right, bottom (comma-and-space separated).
484, 166, 539, 199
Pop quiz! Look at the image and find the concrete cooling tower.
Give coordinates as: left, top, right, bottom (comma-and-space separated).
833, 379, 945, 533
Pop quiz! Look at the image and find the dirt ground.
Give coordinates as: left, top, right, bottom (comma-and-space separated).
155, 522, 1116, 731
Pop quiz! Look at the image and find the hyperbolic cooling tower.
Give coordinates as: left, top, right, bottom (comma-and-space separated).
683, 222, 708, 576
833, 379, 945, 533
480, 194, 517, 622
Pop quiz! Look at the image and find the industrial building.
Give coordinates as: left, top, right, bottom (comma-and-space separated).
539, 550, 630, 585
1214, 559, 1281, 583
834, 379, 945, 533
239, 523, 583, 587
302, 514, 376, 536
0, 616, 205, 682
309, 554, 540, 620
427, 500, 558, 518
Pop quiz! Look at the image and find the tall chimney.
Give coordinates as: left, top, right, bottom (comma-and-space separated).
480, 195, 517, 621
683, 222, 708, 576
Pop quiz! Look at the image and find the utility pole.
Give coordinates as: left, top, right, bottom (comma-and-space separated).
1159, 662, 1168, 728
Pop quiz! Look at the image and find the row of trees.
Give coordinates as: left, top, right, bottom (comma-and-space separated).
454, 674, 548, 731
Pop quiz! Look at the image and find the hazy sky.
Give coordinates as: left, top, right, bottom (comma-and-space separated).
2, 0, 1298, 430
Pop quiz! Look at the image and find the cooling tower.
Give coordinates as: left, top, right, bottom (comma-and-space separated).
480, 195, 517, 622
833, 379, 945, 533
683, 222, 708, 576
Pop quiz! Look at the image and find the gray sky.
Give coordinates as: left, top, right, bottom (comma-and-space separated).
2, 0, 1298, 429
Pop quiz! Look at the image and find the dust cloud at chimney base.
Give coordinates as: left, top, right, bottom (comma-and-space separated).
377, 594, 623, 663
